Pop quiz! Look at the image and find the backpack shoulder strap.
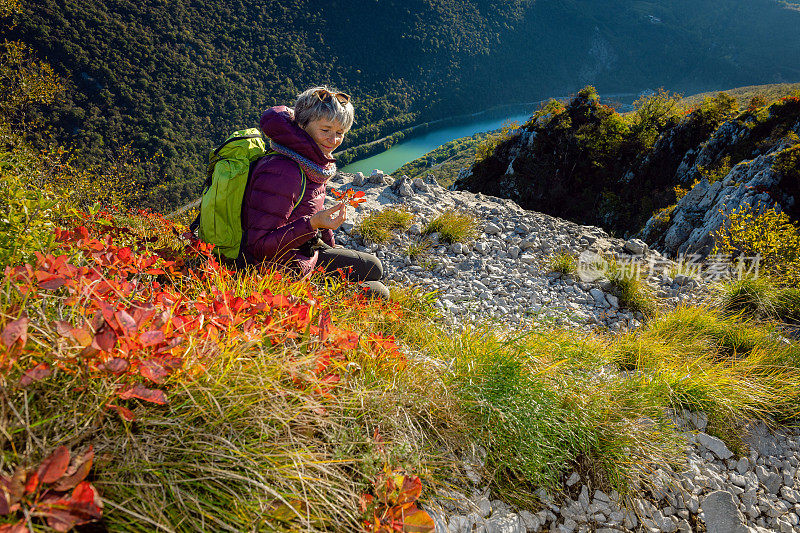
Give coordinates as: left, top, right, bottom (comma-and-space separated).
264, 150, 306, 211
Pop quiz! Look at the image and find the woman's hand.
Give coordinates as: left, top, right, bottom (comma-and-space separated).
310, 202, 346, 231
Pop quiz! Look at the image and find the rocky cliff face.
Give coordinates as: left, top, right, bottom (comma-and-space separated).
456, 92, 800, 259
641, 102, 800, 257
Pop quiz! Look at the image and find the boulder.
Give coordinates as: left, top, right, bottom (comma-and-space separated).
701, 491, 749, 533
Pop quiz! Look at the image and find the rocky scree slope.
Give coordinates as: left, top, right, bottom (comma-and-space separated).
330, 170, 712, 334
455, 92, 800, 259
329, 170, 800, 533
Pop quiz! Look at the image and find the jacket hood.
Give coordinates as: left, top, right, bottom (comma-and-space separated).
260, 106, 336, 166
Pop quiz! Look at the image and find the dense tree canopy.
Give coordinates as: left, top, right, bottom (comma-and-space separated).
4, 0, 800, 209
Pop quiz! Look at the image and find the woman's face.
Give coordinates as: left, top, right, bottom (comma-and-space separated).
303, 118, 347, 158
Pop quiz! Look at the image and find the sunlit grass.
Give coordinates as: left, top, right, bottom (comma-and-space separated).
422, 209, 478, 244
355, 207, 413, 244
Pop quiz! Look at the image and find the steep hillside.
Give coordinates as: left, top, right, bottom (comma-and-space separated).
456, 87, 800, 257
5, 0, 800, 208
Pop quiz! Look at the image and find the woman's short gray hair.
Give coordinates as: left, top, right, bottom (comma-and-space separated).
294, 86, 355, 132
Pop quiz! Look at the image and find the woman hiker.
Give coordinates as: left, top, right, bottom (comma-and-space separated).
240, 86, 389, 298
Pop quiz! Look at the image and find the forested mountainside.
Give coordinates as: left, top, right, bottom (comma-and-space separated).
455, 86, 800, 256
6, 0, 800, 209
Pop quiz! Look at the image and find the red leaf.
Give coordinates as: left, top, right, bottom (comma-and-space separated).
117, 247, 133, 264
23, 471, 38, 494
70, 327, 93, 347
353, 190, 365, 198
1, 317, 29, 348
52, 447, 94, 491
70, 481, 101, 510
37, 446, 70, 484
138, 330, 165, 347
53, 321, 72, 337
35, 272, 66, 290
106, 404, 136, 421
139, 360, 169, 384
92, 326, 117, 352
396, 475, 423, 505
1, 469, 23, 515
114, 310, 137, 336
396, 505, 435, 532
19, 362, 52, 387
45, 505, 83, 532
0, 520, 26, 533
117, 383, 168, 405
318, 309, 332, 342
103, 357, 129, 374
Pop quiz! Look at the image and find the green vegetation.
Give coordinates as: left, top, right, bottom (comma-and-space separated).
422, 209, 478, 244
475, 120, 520, 162
7, 0, 800, 209
712, 203, 800, 286
697, 155, 733, 184
677, 82, 800, 111
716, 276, 800, 324
773, 141, 800, 182
547, 251, 577, 276
355, 207, 413, 244
604, 258, 657, 316
629, 89, 683, 150
404, 236, 433, 260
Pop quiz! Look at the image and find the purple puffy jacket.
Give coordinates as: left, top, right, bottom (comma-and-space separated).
241, 106, 336, 275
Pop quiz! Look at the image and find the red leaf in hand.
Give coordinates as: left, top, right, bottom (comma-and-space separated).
353, 191, 365, 198
53, 447, 94, 491
19, 362, 52, 387
117, 383, 168, 405
38, 446, 70, 484
1, 317, 29, 348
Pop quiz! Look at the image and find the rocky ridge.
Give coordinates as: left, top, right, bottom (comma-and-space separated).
329, 170, 711, 333
454, 92, 800, 261
327, 169, 800, 533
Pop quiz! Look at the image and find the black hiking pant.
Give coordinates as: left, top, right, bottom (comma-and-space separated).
313, 242, 390, 299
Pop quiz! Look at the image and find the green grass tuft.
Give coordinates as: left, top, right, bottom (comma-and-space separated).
548, 251, 577, 276
422, 209, 478, 244
604, 259, 656, 316
404, 236, 433, 260
355, 208, 413, 244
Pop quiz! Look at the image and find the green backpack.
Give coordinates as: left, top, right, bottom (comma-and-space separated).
196, 128, 306, 260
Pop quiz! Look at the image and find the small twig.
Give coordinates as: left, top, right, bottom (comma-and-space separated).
164, 199, 201, 220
